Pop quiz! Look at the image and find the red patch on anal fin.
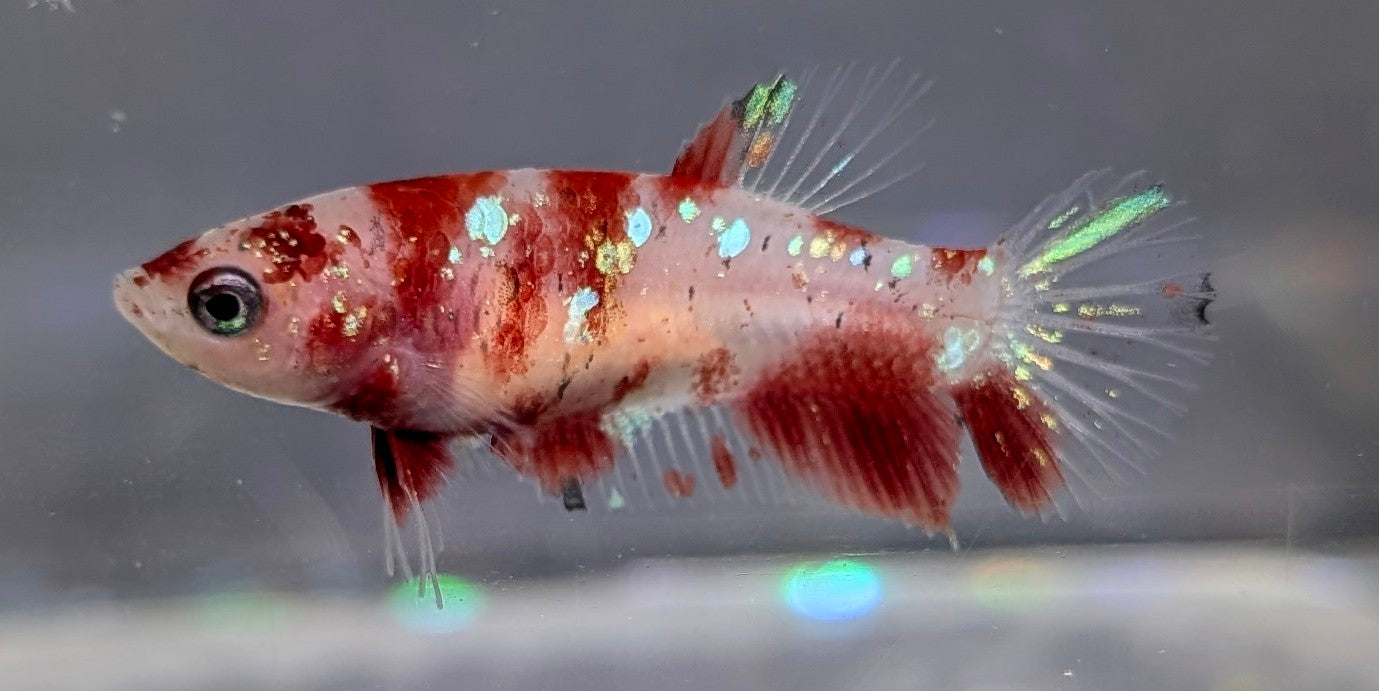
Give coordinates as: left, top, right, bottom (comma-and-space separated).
735, 325, 960, 530
663, 468, 697, 498
671, 105, 740, 184
371, 427, 456, 520
952, 371, 1063, 512
710, 435, 738, 489
493, 412, 618, 494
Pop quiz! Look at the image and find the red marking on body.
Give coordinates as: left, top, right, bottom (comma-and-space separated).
245, 204, 333, 284
140, 237, 209, 283
368, 174, 502, 354
951, 370, 1063, 512
734, 315, 960, 529
693, 347, 740, 404
671, 105, 739, 184
543, 170, 638, 340
329, 360, 401, 425
612, 359, 654, 404
931, 248, 987, 285
813, 218, 881, 247
663, 468, 697, 498
1162, 281, 1184, 299
494, 412, 618, 493
304, 295, 385, 374
371, 427, 455, 520
649, 174, 720, 219
710, 435, 738, 489
489, 261, 549, 379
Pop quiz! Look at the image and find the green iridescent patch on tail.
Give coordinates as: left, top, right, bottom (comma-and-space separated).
1018, 185, 1171, 277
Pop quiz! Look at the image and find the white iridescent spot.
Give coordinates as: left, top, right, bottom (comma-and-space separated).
936, 326, 982, 373
977, 255, 994, 276
848, 247, 868, 266
448, 246, 462, 264
936, 327, 967, 372
465, 196, 509, 245
717, 218, 750, 259
563, 287, 600, 343
627, 207, 652, 247
678, 197, 700, 222
787, 234, 804, 256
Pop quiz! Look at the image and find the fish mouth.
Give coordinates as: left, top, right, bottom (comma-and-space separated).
113, 268, 193, 366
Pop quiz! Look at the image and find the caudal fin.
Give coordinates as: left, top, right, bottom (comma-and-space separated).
960, 170, 1216, 512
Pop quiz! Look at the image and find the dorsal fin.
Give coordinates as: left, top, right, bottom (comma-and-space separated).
670, 63, 933, 216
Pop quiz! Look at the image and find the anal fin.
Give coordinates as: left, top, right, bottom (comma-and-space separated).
491, 412, 619, 495
733, 328, 962, 530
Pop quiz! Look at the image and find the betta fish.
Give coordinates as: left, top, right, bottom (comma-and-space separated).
114, 65, 1214, 593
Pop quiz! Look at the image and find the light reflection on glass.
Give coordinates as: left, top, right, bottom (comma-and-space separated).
387, 573, 483, 634
970, 557, 1053, 611
782, 559, 882, 621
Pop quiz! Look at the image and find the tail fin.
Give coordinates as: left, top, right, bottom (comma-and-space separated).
958, 170, 1216, 513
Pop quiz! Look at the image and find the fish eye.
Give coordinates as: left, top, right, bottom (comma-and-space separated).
188, 267, 263, 337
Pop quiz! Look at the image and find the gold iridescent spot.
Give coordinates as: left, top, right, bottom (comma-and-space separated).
595, 239, 635, 275
1077, 303, 1142, 319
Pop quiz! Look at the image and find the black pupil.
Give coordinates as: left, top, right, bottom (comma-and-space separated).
205, 292, 242, 322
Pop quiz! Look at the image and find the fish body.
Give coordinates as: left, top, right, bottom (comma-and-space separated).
116, 68, 1215, 585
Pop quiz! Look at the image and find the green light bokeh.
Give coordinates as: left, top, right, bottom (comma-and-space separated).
387, 573, 484, 633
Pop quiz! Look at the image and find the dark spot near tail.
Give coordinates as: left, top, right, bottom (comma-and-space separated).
834, 313, 844, 329
761, 235, 771, 252
556, 376, 573, 401
561, 478, 587, 511
862, 254, 872, 270
1170, 272, 1216, 328
688, 286, 695, 302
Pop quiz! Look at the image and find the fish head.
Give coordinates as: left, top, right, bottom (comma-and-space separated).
114, 193, 388, 408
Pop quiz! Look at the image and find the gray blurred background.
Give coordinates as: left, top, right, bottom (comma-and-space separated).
1, 1, 1377, 689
